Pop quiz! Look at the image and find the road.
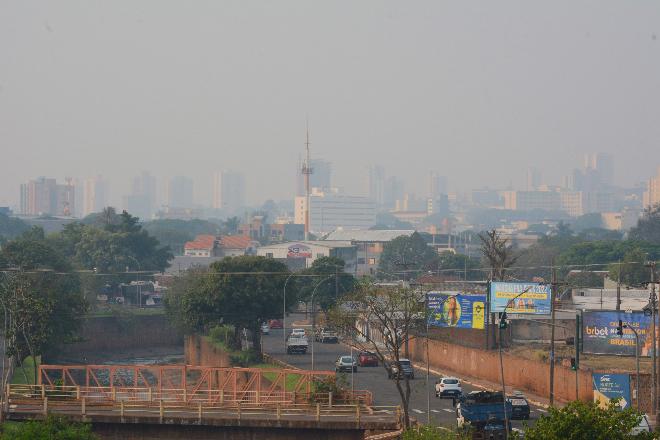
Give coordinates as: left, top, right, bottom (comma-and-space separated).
262, 321, 546, 428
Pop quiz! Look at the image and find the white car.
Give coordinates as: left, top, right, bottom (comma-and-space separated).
631, 414, 651, 434
261, 323, 270, 335
290, 328, 307, 338
435, 377, 462, 398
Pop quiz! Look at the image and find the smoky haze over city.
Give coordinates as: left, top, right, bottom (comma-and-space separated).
1, 1, 659, 211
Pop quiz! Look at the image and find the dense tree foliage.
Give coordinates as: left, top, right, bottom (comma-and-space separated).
379, 232, 438, 277
518, 400, 654, 440
165, 256, 290, 351
0, 415, 98, 439
629, 205, 660, 245
143, 219, 220, 255
1, 227, 70, 271
0, 213, 30, 244
295, 257, 356, 312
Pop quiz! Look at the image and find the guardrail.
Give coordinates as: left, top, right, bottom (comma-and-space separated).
5, 385, 399, 426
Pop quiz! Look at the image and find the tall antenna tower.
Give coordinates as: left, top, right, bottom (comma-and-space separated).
301, 123, 313, 240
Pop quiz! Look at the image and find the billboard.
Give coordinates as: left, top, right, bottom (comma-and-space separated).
427, 292, 486, 329
582, 311, 654, 356
287, 243, 312, 258
489, 282, 551, 315
593, 373, 631, 409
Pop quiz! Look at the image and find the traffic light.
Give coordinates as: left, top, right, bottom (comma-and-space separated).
570, 357, 577, 370
616, 320, 624, 336
499, 312, 508, 329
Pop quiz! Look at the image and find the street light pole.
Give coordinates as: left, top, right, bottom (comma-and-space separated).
624, 324, 641, 411
310, 276, 332, 371
647, 261, 657, 418
283, 274, 295, 349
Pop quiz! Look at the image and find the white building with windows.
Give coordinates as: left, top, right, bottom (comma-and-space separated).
257, 240, 357, 273
294, 188, 376, 235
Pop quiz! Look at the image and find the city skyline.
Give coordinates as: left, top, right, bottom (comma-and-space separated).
2, 1, 660, 208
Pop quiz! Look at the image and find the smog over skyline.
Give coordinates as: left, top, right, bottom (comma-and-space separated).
2, 1, 660, 210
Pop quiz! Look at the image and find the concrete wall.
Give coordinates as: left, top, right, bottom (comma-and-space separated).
93, 424, 365, 440
57, 314, 183, 360
408, 337, 593, 403
185, 335, 232, 367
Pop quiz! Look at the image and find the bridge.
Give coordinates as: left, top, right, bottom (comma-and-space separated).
3, 364, 402, 440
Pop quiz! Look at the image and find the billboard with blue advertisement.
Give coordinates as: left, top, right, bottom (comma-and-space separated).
582, 311, 654, 356
489, 282, 552, 315
427, 292, 486, 329
592, 373, 631, 409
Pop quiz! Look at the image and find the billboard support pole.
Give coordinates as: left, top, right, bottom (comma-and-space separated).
485, 282, 491, 350
549, 267, 558, 407
575, 313, 580, 401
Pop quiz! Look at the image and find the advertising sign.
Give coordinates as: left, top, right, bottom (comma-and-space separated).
489, 282, 551, 315
427, 292, 486, 329
582, 311, 654, 356
287, 243, 312, 259
593, 373, 631, 409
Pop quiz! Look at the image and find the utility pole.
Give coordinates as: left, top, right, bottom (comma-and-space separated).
549, 266, 558, 406
616, 259, 622, 311
648, 261, 658, 419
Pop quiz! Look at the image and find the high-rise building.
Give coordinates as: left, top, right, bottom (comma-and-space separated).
383, 176, 404, 210
82, 176, 107, 217
213, 170, 246, 214
294, 188, 376, 235
643, 166, 660, 209
167, 176, 194, 209
428, 172, 448, 200
368, 165, 385, 206
525, 168, 542, 191
123, 171, 157, 220
584, 153, 614, 186
19, 177, 75, 216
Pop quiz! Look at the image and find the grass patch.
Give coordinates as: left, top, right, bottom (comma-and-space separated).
91, 306, 165, 317
12, 356, 40, 385
253, 363, 302, 391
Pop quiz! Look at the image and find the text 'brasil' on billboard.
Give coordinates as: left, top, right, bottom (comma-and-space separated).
582, 310, 654, 357
489, 282, 551, 315
427, 292, 486, 329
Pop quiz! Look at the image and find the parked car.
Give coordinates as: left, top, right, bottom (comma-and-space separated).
508, 391, 530, 420
386, 358, 414, 380
335, 355, 357, 373
268, 319, 283, 329
632, 414, 651, 434
435, 377, 462, 398
316, 328, 339, 343
260, 322, 270, 335
357, 351, 379, 367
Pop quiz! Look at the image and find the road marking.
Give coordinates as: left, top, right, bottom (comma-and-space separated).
430, 409, 440, 413
412, 409, 424, 414
442, 408, 454, 413
536, 408, 547, 413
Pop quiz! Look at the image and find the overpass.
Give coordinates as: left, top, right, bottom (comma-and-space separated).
3, 364, 401, 439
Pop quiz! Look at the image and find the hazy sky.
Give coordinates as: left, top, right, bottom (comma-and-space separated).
2, 1, 659, 208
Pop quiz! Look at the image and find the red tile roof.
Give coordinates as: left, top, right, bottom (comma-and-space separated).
184, 235, 217, 250
220, 235, 252, 249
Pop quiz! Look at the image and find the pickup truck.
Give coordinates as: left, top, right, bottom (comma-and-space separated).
286, 336, 308, 354
316, 328, 339, 343
456, 391, 512, 439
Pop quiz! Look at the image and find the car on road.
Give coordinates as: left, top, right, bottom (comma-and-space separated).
260, 322, 270, 335
335, 355, 357, 373
286, 336, 308, 354
289, 328, 307, 339
508, 391, 530, 420
315, 328, 339, 343
357, 351, 378, 367
632, 414, 651, 434
435, 377, 462, 398
386, 358, 414, 380
268, 319, 283, 329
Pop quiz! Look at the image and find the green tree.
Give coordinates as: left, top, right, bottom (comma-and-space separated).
143, 219, 219, 255
379, 232, 438, 278
223, 216, 241, 235
436, 251, 480, 279
608, 248, 650, 287
0, 415, 98, 439
1, 227, 70, 271
169, 256, 290, 352
296, 257, 356, 312
519, 399, 654, 440
0, 213, 30, 243
629, 205, 660, 245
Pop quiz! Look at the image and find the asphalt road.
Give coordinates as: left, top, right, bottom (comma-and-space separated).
262, 322, 547, 429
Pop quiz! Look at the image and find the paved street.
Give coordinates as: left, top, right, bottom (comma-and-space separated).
262, 321, 546, 429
